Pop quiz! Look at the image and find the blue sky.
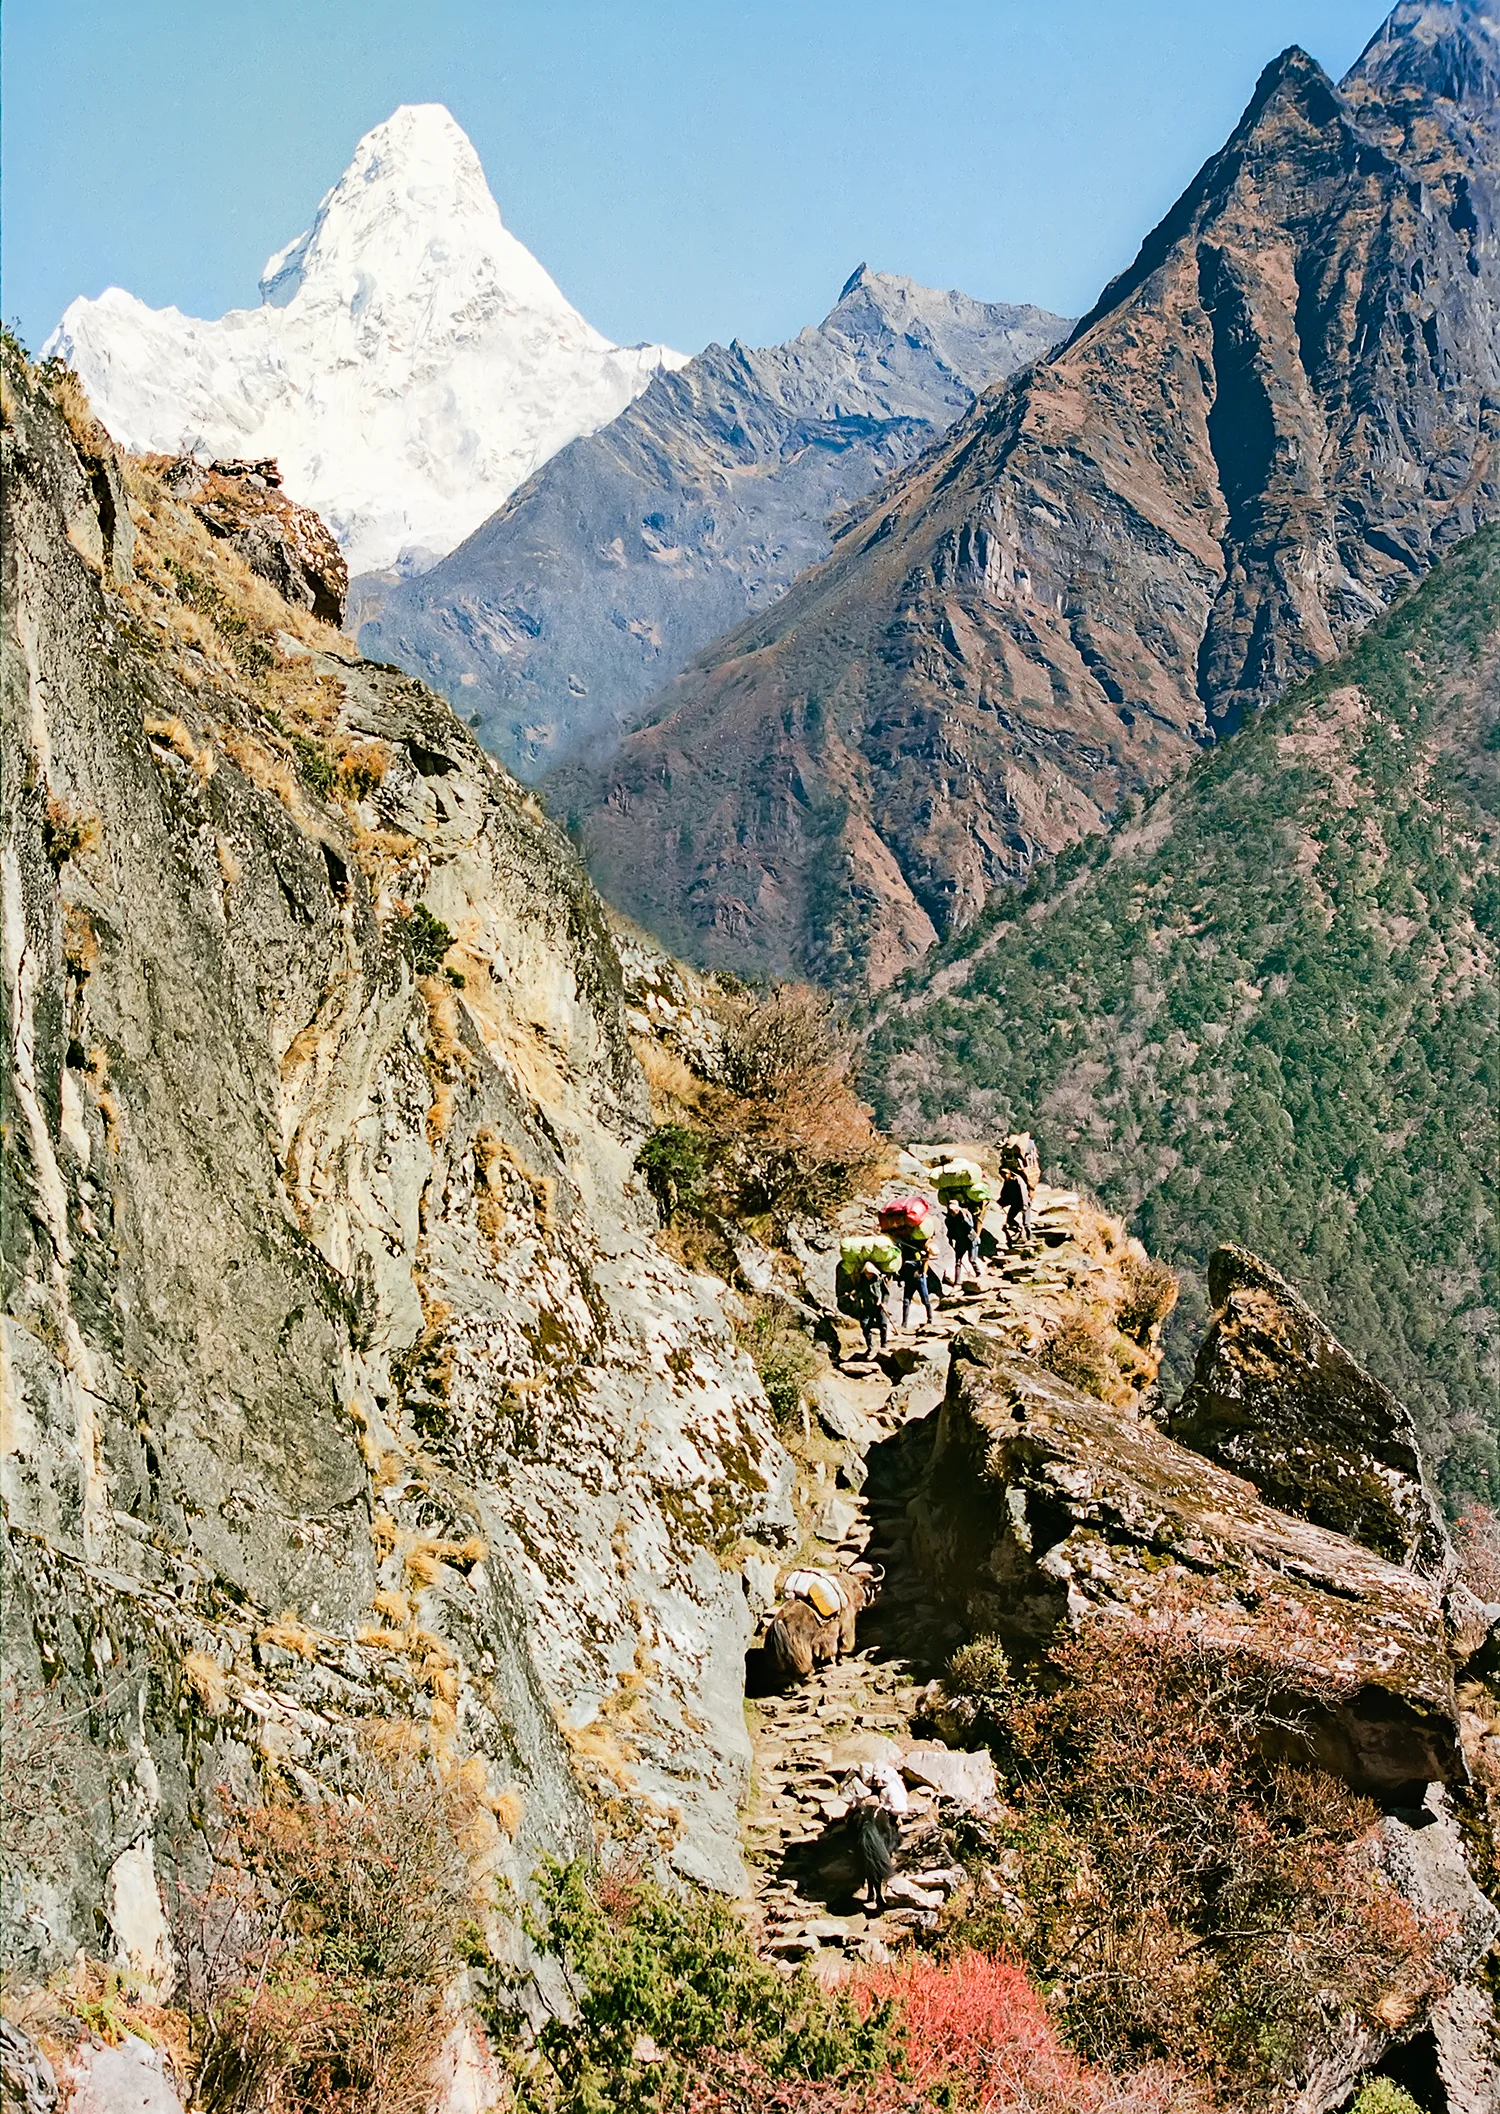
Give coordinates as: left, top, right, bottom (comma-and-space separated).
5, 0, 1392, 358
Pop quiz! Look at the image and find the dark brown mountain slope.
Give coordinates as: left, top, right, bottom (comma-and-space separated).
560, 1, 1500, 989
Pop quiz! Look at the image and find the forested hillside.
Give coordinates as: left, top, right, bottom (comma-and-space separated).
865, 528, 1500, 1501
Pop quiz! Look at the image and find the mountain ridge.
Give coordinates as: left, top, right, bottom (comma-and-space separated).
558, 0, 1500, 991
358, 267, 1069, 781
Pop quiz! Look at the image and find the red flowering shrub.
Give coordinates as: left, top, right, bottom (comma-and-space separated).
851, 1953, 1203, 2114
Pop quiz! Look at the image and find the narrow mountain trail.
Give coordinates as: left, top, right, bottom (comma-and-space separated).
740, 1181, 1107, 1975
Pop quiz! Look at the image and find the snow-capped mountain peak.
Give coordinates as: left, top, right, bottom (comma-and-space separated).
47, 105, 686, 575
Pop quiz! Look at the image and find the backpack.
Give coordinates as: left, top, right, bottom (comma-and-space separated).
1000, 1132, 1041, 1191
935, 1157, 989, 1209
782, 1568, 846, 1619
838, 1233, 901, 1278
878, 1197, 929, 1233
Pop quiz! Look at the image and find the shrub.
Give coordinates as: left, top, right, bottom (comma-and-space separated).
292, 732, 337, 797
945, 1604, 1446, 2096
1116, 1254, 1180, 1342
737, 1299, 819, 1429
1349, 2084, 1423, 2114
402, 903, 453, 977
852, 1952, 1202, 2113
715, 987, 879, 1216
513, 1859, 896, 2111
42, 794, 102, 866
720, 986, 840, 1101
179, 1745, 489, 2114
1039, 1312, 1121, 1402
635, 1122, 718, 1224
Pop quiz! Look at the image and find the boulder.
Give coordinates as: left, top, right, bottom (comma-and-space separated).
899, 1741, 997, 1809
814, 1493, 862, 1545
882, 1874, 945, 1909
56, 2035, 186, 2114
1169, 1245, 1450, 1575
907, 1331, 1460, 1794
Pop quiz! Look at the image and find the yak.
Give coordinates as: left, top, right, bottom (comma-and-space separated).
764, 1565, 882, 1684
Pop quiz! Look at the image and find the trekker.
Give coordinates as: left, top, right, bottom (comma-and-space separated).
896, 1218, 940, 1330
944, 1195, 982, 1285
934, 1156, 991, 1288
997, 1132, 1040, 1249
836, 1234, 899, 1359
852, 1263, 889, 1357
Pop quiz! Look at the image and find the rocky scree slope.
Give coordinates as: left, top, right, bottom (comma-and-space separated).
0, 349, 795, 1999
864, 523, 1500, 1505
45, 105, 686, 577
359, 267, 1069, 782
561, 0, 1500, 990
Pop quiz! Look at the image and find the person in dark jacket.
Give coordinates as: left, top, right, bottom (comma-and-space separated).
896, 1220, 940, 1330
944, 1197, 981, 1286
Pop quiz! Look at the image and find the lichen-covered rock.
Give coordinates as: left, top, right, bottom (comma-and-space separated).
1168, 1244, 1451, 1574
156, 453, 349, 623
908, 1331, 1460, 1793
1, 350, 792, 1983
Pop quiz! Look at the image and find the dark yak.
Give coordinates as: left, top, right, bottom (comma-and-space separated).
764, 1566, 881, 1684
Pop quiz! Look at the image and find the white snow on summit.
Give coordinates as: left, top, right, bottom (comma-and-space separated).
46, 105, 687, 575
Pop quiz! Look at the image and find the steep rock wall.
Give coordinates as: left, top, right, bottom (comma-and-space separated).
0, 354, 791, 1985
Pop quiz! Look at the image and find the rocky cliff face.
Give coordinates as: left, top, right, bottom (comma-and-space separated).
358, 269, 1068, 783
0, 350, 793, 1991
902, 1281, 1500, 2105
1169, 1244, 1453, 1572
561, 0, 1500, 989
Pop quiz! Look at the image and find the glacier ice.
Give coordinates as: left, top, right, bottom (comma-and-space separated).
45, 104, 687, 575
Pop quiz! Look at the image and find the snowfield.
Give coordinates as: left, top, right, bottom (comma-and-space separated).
46, 104, 686, 575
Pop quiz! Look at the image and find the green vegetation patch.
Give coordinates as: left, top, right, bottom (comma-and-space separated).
865, 528, 1500, 1501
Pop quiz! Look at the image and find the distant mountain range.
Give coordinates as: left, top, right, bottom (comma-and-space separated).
46, 106, 685, 574
358, 269, 1069, 780
559, 0, 1500, 990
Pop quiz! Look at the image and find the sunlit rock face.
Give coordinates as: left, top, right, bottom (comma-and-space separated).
1169, 1243, 1453, 1574
1, 354, 789, 1983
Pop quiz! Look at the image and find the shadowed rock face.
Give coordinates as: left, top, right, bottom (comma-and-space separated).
560, 2, 1500, 989
907, 1331, 1461, 1794
358, 269, 1068, 783
1168, 1245, 1453, 1573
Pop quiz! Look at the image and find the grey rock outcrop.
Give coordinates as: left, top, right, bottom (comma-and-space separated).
908, 1331, 1461, 1792
158, 453, 349, 624
1169, 1244, 1452, 1574
359, 269, 1068, 781
1, 349, 792, 1985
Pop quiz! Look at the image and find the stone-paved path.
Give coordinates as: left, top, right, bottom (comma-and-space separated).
740, 1187, 1095, 1975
